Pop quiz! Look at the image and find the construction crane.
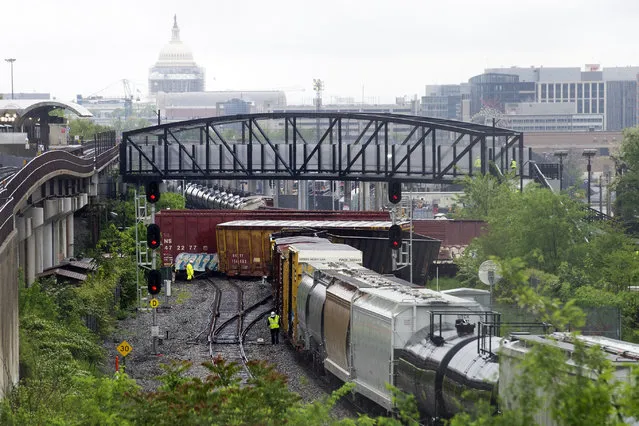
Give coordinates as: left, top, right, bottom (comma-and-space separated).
123, 79, 134, 119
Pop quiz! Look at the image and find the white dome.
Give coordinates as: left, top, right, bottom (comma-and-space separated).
155, 15, 197, 67
156, 41, 196, 66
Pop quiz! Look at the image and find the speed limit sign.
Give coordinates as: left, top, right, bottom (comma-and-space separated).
149, 298, 160, 309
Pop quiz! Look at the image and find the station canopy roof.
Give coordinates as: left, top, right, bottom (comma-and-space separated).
0, 99, 92, 120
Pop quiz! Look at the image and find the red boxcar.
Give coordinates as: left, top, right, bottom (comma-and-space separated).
412, 219, 487, 261
155, 209, 389, 266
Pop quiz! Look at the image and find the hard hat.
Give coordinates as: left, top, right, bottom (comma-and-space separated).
270, 311, 275, 316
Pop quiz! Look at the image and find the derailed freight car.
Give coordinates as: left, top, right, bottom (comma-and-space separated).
155, 209, 389, 266
216, 220, 405, 278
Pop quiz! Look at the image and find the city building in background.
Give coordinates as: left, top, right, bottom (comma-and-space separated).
421, 84, 471, 121
503, 102, 604, 132
0, 93, 51, 101
273, 98, 419, 142
148, 15, 205, 95
478, 64, 639, 131
156, 91, 286, 122
468, 73, 536, 116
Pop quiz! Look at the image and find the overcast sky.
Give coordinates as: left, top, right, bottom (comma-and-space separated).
2, 0, 638, 105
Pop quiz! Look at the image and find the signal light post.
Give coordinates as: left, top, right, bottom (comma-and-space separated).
145, 181, 161, 354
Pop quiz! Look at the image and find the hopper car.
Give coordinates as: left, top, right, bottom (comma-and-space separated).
267, 237, 639, 424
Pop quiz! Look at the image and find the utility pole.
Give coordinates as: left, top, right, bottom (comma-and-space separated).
312, 79, 324, 210
5, 58, 16, 100
583, 149, 597, 207
554, 150, 568, 191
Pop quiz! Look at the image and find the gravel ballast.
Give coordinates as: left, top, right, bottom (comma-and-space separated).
104, 276, 359, 419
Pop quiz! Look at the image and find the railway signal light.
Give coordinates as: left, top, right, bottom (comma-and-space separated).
147, 269, 162, 295
389, 224, 402, 250
388, 181, 402, 204
146, 224, 161, 249
146, 181, 161, 204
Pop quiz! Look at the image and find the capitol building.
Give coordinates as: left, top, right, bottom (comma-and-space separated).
148, 15, 205, 94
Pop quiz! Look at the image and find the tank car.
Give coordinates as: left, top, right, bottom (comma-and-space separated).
182, 182, 270, 210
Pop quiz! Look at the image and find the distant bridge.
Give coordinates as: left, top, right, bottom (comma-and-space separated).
120, 112, 530, 185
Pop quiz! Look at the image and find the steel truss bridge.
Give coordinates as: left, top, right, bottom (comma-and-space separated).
120, 112, 529, 184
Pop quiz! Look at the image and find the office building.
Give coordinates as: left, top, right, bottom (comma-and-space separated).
468, 73, 536, 116
484, 65, 639, 131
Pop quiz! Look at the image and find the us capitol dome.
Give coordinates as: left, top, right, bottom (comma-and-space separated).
148, 15, 205, 94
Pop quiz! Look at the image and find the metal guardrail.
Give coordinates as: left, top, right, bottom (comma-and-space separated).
0, 143, 119, 244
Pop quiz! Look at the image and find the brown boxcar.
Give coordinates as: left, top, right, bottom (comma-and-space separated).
155, 209, 389, 266
216, 220, 406, 277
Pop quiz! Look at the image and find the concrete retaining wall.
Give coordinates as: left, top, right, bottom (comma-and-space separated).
0, 230, 18, 399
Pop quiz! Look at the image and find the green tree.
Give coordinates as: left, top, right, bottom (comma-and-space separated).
453, 173, 513, 220
613, 127, 639, 234
69, 118, 112, 140
449, 262, 639, 426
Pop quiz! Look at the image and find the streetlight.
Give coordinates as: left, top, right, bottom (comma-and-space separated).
4, 58, 16, 100
553, 150, 568, 191
583, 149, 597, 207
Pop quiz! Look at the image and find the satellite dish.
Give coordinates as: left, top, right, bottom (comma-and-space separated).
478, 260, 502, 286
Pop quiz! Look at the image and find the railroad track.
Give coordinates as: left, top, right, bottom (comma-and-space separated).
206, 277, 273, 380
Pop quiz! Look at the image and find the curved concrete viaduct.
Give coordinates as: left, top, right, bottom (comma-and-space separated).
0, 145, 118, 398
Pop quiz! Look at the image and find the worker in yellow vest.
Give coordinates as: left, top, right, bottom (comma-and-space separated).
510, 159, 517, 171
474, 158, 481, 170
267, 311, 280, 344
186, 260, 194, 281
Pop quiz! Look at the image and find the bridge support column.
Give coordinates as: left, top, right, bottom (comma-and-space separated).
272, 180, 279, 208
26, 230, 36, 286
66, 214, 74, 258
60, 218, 67, 260
35, 225, 43, 274
298, 180, 308, 210
344, 181, 351, 210
29, 207, 44, 275
375, 182, 383, 211
249, 180, 257, 195
53, 220, 61, 265
16, 216, 28, 280
43, 223, 53, 269
359, 182, 371, 211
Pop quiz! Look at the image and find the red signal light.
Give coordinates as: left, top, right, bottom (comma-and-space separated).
147, 270, 162, 295
388, 181, 402, 204
146, 181, 161, 204
146, 224, 161, 250
389, 224, 402, 249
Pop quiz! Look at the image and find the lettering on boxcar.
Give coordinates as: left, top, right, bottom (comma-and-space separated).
230, 253, 248, 264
